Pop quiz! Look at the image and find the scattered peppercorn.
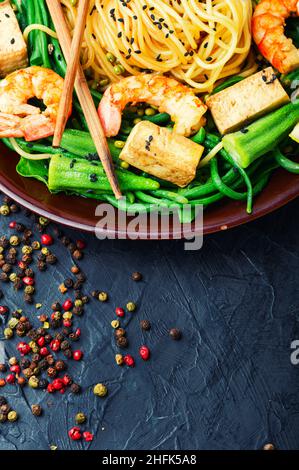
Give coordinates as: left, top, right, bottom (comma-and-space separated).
114, 328, 126, 339
263, 443, 275, 451
70, 383, 81, 394
126, 302, 136, 312
93, 383, 107, 397
31, 404, 42, 416
116, 336, 128, 348
7, 410, 18, 422
140, 319, 151, 331
169, 328, 182, 340
131, 271, 142, 282
75, 412, 86, 425
98, 291, 108, 302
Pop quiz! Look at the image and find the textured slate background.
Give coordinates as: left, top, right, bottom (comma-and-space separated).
0, 195, 299, 451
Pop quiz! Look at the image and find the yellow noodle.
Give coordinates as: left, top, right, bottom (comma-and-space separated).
61, 0, 253, 93
23, 24, 58, 42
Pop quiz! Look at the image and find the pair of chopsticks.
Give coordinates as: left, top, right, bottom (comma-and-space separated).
47, 0, 122, 200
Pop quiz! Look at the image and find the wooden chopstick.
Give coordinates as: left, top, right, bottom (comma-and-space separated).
53, 0, 89, 148
46, 0, 122, 200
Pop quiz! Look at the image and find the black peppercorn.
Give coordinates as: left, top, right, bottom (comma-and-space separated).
63, 348, 72, 359
115, 328, 126, 339
73, 281, 83, 291
117, 336, 129, 348
0, 236, 9, 248
61, 340, 70, 351
64, 278, 73, 288
61, 236, 71, 246
70, 383, 81, 394
32, 353, 41, 363
55, 360, 66, 371
24, 268, 34, 277
0, 364, 7, 373
37, 253, 46, 262
51, 302, 61, 311
37, 261, 47, 272
24, 293, 34, 304
54, 332, 64, 342
0, 272, 9, 282
2, 263, 12, 273
16, 223, 25, 232
0, 396, 7, 406
46, 254, 57, 265
38, 378, 49, 389
169, 328, 182, 340
31, 404, 42, 416
23, 229, 33, 239
72, 249, 83, 260
132, 271, 142, 282
47, 367, 57, 378
69, 333, 79, 342
20, 358, 30, 369
0, 403, 11, 414
68, 242, 76, 253
27, 329, 39, 340
10, 204, 19, 213
46, 355, 55, 365
140, 320, 151, 331
76, 272, 86, 283
44, 334, 53, 344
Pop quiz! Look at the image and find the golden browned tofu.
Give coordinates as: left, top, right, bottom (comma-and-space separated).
206, 67, 290, 135
120, 121, 204, 187
0, 2, 28, 78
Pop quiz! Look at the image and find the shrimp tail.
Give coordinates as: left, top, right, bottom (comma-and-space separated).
98, 92, 122, 137
22, 115, 55, 142
0, 113, 23, 138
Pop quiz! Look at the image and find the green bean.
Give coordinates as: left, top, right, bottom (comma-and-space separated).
34, 0, 51, 68
102, 195, 152, 214
135, 191, 170, 207
150, 190, 188, 204
142, 113, 171, 125
191, 128, 206, 144
211, 76, 244, 95
25, 0, 42, 66
273, 148, 299, 174
221, 150, 253, 213
211, 157, 247, 201
179, 167, 237, 199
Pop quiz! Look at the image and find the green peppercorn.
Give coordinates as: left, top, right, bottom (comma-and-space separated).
4, 328, 13, 339
75, 412, 86, 424
41, 247, 50, 255
28, 376, 39, 388
98, 291, 108, 302
9, 235, 20, 246
7, 411, 18, 422
93, 383, 108, 397
126, 301, 136, 312
9, 273, 18, 283
74, 299, 83, 308
113, 64, 124, 75
24, 285, 35, 295
133, 118, 142, 125
39, 217, 49, 226
22, 245, 33, 255
145, 107, 156, 116
8, 317, 18, 329
0, 205, 10, 216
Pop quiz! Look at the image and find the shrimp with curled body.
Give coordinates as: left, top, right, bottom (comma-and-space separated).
252, 0, 299, 74
98, 74, 207, 138
0, 66, 70, 141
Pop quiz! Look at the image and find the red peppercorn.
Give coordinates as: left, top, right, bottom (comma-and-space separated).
37, 337, 45, 347
68, 426, 82, 441
123, 354, 135, 367
139, 345, 150, 361
50, 339, 61, 352
40, 347, 49, 357
41, 234, 53, 246
9, 221, 16, 229
59, 388, 66, 394
62, 299, 73, 311
10, 365, 21, 375
6, 373, 15, 384
62, 374, 72, 386
0, 306, 8, 315
52, 378, 64, 391
17, 342, 31, 355
73, 350, 83, 361
83, 431, 94, 442
63, 319, 72, 327
18, 261, 26, 270
76, 239, 86, 250
47, 383, 55, 393
23, 276, 35, 286
75, 328, 81, 338
115, 307, 125, 318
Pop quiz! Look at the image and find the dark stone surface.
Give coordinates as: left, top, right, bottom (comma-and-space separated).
0, 195, 299, 450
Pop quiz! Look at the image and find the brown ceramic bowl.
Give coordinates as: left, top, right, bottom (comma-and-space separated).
0, 142, 298, 238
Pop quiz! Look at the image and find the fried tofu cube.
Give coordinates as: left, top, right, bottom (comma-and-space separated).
206, 67, 290, 135
0, 2, 28, 78
120, 121, 204, 188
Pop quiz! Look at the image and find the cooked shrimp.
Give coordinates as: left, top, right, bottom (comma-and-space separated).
98, 74, 207, 137
252, 0, 299, 74
0, 66, 70, 141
